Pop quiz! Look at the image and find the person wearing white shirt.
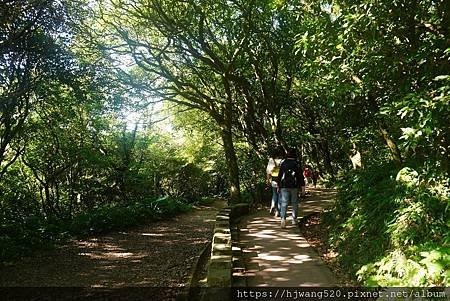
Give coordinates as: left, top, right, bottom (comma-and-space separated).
266, 151, 283, 217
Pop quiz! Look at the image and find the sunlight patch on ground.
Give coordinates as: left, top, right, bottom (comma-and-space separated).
78, 251, 147, 260
75, 241, 99, 248
283, 234, 303, 240
294, 254, 311, 260
274, 238, 291, 242
250, 233, 278, 239
104, 244, 125, 251
274, 277, 290, 282
109, 252, 134, 258
264, 267, 289, 272
286, 255, 313, 264
296, 242, 311, 248
249, 220, 267, 224
258, 254, 285, 261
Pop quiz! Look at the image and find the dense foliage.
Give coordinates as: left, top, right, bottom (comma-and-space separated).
0, 0, 448, 285
326, 165, 449, 286
0, 0, 226, 262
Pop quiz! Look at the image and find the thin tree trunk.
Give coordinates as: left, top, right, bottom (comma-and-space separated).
319, 140, 334, 177
438, 131, 449, 175
368, 92, 403, 168
44, 184, 53, 217
378, 122, 402, 167
313, 143, 322, 171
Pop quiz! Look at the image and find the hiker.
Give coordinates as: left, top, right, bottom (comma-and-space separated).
277, 148, 305, 228
312, 169, 321, 188
303, 167, 312, 186
266, 149, 283, 216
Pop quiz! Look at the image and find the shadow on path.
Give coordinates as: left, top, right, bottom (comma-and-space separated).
0, 201, 225, 288
237, 187, 337, 287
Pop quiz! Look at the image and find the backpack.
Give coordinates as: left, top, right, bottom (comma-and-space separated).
281, 160, 299, 187
270, 160, 280, 181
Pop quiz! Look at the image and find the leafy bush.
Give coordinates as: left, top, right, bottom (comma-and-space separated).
326, 164, 449, 286
358, 245, 450, 286
68, 196, 191, 237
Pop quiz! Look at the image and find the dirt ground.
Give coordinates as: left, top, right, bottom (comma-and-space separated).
299, 212, 359, 286
0, 200, 225, 292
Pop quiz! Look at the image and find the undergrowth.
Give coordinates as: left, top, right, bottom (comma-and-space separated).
0, 196, 191, 264
324, 163, 449, 286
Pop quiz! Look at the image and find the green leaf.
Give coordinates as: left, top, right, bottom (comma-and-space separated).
434, 75, 450, 81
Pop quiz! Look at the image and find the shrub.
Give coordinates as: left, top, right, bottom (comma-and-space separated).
326, 163, 449, 286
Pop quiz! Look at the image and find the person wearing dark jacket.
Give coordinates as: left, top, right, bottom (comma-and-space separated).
277, 148, 305, 228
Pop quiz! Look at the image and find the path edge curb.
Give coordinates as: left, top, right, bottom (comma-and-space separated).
183, 241, 212, 301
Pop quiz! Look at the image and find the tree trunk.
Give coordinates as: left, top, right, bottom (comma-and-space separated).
221, 74, 241, 204
378, 122, 402, 167
219, 125, 241, 204
43, 184, 53, 217
319, 140, 334, 177
368, 92, 403, 168
439, 131, 449, 175
313, 143, 322, 171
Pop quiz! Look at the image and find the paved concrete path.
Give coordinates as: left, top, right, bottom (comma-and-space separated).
237, 187, 337, 287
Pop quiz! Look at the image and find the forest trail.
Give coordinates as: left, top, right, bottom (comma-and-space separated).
237, 187, 337, 286
0, 200, 226, 288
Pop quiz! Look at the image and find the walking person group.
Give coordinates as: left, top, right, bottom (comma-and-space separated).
266, 148, 308, 229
